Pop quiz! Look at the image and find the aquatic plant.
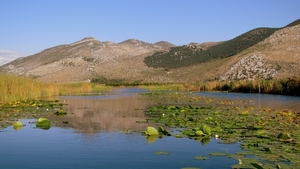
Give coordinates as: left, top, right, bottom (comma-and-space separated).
153, 151, 169, 155
194, 156, 209, 160
36, 118, 50, 130
13, 121, 23, 130
144, 127, 158, 136
142, 91, 300, 168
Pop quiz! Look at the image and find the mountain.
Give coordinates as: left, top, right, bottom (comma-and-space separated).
144, 19, 300, 69
1, 19, 299, 83
0, 37, 175, 82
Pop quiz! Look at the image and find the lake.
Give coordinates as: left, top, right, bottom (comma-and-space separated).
1, 88, 299, 169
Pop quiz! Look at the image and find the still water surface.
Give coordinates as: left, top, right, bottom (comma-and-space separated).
1, 88, 299, 169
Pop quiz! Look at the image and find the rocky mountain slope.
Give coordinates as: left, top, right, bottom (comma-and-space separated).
0, 37, 174, 82
1, 19, 299, 83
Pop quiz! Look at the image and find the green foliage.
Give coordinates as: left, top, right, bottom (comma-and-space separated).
214, 78, 300, 96
144, 27, 278, 69
91, 76, 142, 86
277, 132, 291, 140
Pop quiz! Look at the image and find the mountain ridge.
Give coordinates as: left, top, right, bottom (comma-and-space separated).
1, 19, 299, 83
144, 19, 300, 69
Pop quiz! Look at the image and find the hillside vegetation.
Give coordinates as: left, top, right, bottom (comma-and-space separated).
144, 19, 300, 69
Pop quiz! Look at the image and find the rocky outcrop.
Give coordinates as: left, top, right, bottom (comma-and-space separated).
220, 55, 277, 81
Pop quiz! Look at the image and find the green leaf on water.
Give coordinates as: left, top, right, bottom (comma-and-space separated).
146, 127, 158, 136
194, 156, 209, 160
36, 117, 50, 130
154, 151, 169, 155
251, 163, 264, 169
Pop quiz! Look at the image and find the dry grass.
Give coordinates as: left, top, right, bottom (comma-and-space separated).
0, 73, 112, 103
0, 73, 59, 102
58, 82, 112, 95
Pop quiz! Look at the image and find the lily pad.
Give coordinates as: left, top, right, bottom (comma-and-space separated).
145, 127, 159, 136
195, 130, 204, 136
277, 132, 291, 140
13, 121, 23, 127
13, 121, 23, 130
36, 117, 50, 130
200, 124, 211, 135
194, 156, 209, 160
209, 152, 228, 156
154, 151, 169, 155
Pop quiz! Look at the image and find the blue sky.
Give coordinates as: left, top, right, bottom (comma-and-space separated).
0, 0, 300, 64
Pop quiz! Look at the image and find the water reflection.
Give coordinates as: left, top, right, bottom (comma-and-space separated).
48, 94, 154, 134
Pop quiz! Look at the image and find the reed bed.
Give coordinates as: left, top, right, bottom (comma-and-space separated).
0, 73, 59, 103
57, 82, 112, 95
0, 74, 112, 103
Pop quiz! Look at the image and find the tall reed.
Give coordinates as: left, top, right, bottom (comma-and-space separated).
0, 73, 59, 103
57, 82, 112, 95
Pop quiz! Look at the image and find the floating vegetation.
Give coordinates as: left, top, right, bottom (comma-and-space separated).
141, 91, 300, 168
208, 152, 228, 156
54, 109, 67, 116
194, 156, 209, 160
0, 99, 67, 129
13, 121, 24, 130
153, 151, 169, 155
144, 126, 159, 136
36, 117, 51, 130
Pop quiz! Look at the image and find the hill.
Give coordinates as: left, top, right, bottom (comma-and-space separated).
144, 19, 300, 69
0, 19, 299, 84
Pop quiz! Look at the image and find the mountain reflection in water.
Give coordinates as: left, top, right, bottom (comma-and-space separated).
49, 89, 154, 134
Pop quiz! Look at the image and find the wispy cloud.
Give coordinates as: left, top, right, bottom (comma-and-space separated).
0, 50, 25, 66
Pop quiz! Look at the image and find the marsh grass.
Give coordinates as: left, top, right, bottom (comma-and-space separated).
0, 74, 112, 103
0, 73, 59, 102
57, 82, 112, 95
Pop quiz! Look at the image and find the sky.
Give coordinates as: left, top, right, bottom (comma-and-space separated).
1, 0, 300, 65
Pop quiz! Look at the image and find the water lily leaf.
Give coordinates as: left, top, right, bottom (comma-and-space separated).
253, 126, 263, 130
158, 126, 171, 135
277, 132, 291, 140
209, 152, 228, 156
154, 151, 169, 155
37, 117, 49, 123
36, 118, 50, 130
195, 130, 204, 136
194, 156, 209, 160
250, 163, 264, 169
13, 121, 23, 130
146, 127, 158, 136
13, 121, 23, 127
202, 125, 211, 135
56, 109, 67, 115
211, 126, 223, 132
